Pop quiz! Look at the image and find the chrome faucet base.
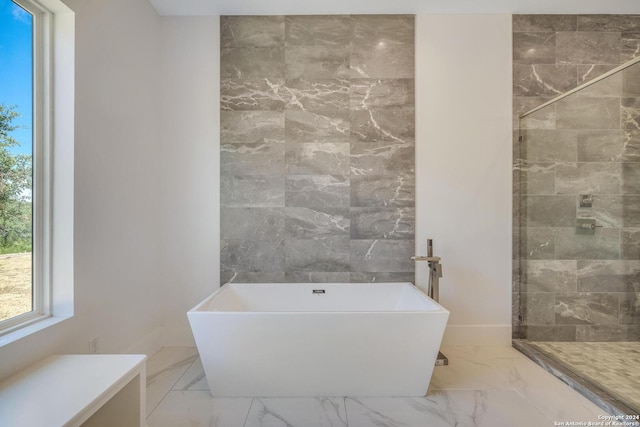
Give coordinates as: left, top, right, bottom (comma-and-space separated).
436, 351, 449, 366
413, 239, 448, 367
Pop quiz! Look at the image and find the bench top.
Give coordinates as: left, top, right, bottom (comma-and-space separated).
0, 354, 146, 427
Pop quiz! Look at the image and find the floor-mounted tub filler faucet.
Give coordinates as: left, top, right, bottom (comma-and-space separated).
412, 239, 448, 366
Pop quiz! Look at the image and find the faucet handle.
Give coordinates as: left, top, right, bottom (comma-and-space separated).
435, 263, 443, 278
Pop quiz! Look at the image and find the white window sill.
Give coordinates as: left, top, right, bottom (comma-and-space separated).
0, 315, 72, 349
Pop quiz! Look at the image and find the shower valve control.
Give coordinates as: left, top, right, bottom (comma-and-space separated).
576, 218, 602, 235
580, 194, 593, 208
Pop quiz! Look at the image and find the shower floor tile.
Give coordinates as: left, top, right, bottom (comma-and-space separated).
531, 341, 640, 412
145, 346, 615, 427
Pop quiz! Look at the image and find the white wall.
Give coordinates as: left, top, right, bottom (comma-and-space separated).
415, 15, 513, 345
0, 0, 164, 380
159, 17, 220, 346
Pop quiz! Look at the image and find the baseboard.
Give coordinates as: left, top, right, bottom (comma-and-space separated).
124, 328, 163, 357
442, 325, 511, 346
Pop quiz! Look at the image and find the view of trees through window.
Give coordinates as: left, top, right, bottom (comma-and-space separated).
0, 0, 34, 323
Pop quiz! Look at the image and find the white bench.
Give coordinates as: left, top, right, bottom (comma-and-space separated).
0, 354, 146, 427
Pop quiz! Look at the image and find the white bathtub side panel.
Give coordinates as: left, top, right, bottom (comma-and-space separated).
188, 311, 449, 397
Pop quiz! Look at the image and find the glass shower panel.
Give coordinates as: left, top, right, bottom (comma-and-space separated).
516, 57, 640, 415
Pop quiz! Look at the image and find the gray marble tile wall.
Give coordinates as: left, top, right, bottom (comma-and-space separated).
220, 15, 415, 284
513, 15, 640, 342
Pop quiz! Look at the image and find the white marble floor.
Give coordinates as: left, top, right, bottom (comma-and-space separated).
145, 346, 614, 427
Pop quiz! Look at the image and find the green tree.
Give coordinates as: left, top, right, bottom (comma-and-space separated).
0, 104, 32, 253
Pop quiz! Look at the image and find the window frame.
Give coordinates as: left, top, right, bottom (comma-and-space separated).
0, 0, 73, 341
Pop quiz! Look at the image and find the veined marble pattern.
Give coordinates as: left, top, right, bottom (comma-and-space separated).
221, 15, 415, 283
146, 346, 609, 427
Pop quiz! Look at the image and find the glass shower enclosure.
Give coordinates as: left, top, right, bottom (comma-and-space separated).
514, 55, 640, 416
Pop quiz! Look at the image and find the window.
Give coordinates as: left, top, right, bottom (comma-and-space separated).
0, 0, 74, 340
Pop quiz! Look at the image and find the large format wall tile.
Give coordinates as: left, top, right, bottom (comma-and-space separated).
555, 162, 621, 194
285, 15, 350, 47
350, 240, 415, 273
556, 97, 621, 129
350, 110, 415, 142
221, 47, 284, 79
518, 163, 555, 195
284, 207, 350, 240
350, 15, 414, 79
350, 141, 415, 176
555, 293, 619, 325
577, 15, 640, 32
350, 79, 414, 110
221, 16, 284, 48
555, 228, 620, 260
221, 208, 285, 240
285, 110, 350, 142
221, 15, 415, 284
576, 325, 640, 342
620, 293, 640, 324
622, 229, 640, 259
221, 79, 286, 111
221, 175, 285, 207
517, 227, 556, 260
577, 130, 624, 162
350, 207, 414, 240
523, 195, 576, 227
513, 33, 557, 64
350, 272, 416, 283
556, 32, 621, 65
284, 79, 349, 111
286, 142, 350, 175
521, 129, 577, 162
513, 15, 577, 32
285, 175, 350, 208
513, 64, 577, 97
520, 260, 577, 293
622, 32, 640, 63
221, 143, 284, 176
576, 67, 623, 96
285, 238, 350, 272
220, 240, 285, 274
351, 175, 415, 207
622, 196, 640, 227
622, 163, 640, 194
577, 260, 640, 292
285, 46, 350, 79
220, 111, 284, 144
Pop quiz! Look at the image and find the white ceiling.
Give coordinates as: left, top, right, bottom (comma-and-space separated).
148, 0, 640, 17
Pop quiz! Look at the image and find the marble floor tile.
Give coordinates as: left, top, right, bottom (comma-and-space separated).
346, 391, 554, 427
244, 397, 348, 427
172, 357, 209, 391
145, 346, 612, 426
147, 392, 252, 427
431, 346, 604, 420
146, 347, 199, 415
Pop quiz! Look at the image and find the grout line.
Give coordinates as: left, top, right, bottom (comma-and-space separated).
242, 398, 255, 427
343, 396, 349, 426
145, 350, 199, 419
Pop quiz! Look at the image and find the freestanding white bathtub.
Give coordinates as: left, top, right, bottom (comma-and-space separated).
187, 282, 449, 397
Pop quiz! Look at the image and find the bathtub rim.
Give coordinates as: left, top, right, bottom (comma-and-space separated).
188, 282, 449, 315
